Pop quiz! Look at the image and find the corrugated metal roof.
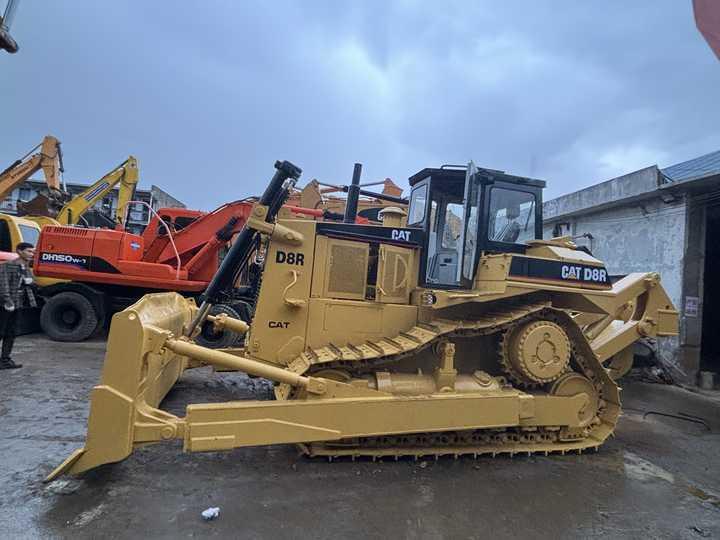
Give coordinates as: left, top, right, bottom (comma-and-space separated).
662, 149, 720, 182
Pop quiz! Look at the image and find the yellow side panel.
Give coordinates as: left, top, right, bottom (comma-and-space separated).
377, 244, 417, 304
247, 220, 316, 365
305, 298, 417, 350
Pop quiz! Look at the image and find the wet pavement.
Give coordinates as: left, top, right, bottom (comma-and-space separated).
1, 335, 719, 539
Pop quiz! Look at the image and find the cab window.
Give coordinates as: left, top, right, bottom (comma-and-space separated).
488, 188, 536, 245
407, 184, 428, 226
0, 220, 11, 252
18, 224, 40, 246
440, 203, 463, 249
425, 183, 465, 287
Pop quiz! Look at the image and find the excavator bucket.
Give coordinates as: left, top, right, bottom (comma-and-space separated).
16, 189, 69, 218
46, 292, 195, 481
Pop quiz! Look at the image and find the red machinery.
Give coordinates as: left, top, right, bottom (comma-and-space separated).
34, 201, 254, 344
33, 196, 384, 344
695, 0, 720, 60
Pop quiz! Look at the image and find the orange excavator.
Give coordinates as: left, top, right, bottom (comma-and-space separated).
34, 200, 255, 345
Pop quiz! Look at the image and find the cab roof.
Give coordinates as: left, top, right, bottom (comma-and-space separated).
408, 166, 546, 189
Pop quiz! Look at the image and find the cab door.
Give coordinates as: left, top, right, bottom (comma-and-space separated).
459, 162, 482, 287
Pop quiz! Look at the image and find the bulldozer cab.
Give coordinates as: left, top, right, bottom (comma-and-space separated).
406, 164, 545, 289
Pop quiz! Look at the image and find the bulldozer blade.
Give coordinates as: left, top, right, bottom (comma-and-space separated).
45, 292, 195, 481
46, 449, 86, 482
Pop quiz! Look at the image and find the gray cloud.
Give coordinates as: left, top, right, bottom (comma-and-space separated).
2, 1, 718, 207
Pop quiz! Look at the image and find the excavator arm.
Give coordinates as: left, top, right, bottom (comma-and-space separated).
55, 156, 139, 226
113, 157, 140, 225
0, 135, 64, 203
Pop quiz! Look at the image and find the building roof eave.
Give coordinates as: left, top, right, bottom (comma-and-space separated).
543, 165, 662, 223
659, 171, 720, 194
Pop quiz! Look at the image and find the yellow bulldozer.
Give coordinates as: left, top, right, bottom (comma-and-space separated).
48, 159, 678, 480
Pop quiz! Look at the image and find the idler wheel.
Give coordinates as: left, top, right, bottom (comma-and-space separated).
507, 320, 571, 384
550, 373, 599, 426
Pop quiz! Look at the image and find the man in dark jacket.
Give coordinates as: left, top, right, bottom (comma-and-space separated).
0, 242, 37, 369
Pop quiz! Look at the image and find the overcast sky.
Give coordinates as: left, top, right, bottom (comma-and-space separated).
2, 1, 719, 209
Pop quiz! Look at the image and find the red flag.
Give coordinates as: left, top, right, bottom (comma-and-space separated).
694, 0, 720, 60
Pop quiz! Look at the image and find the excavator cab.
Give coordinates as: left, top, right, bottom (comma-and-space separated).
407, 164, 544, 289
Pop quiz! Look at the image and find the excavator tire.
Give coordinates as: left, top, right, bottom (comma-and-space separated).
195, 303, 245, 349
40, 291, 99, 342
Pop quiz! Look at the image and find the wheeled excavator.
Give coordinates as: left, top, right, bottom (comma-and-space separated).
34, 198, 254, 344
48, 159, 679, 480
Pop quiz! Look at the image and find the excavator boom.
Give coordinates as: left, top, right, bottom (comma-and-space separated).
0, 135, 64, 203
54, 156, 139, 226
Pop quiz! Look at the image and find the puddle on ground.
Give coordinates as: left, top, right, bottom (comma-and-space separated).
71, 502, 106, 527
623, 452, 675, 484
686, 485, 720, 510
623, 451, 720, 510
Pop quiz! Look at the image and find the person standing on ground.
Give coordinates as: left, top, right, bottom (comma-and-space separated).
0, 242, 37, 370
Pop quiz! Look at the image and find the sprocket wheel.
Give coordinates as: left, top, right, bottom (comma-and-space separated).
502, 320, 571, 385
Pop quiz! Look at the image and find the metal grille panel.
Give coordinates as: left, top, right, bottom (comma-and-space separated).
326, 243, 368, 299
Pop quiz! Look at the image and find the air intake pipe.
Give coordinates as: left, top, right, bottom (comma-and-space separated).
343, 163, 362, 223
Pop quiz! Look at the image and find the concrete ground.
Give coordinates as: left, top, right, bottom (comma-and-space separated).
1, 335, 719, 540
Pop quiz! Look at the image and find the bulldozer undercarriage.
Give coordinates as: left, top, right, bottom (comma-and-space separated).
275, 300, 619, 460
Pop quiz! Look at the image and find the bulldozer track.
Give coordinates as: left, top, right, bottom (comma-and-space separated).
277, 299, 621, 460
